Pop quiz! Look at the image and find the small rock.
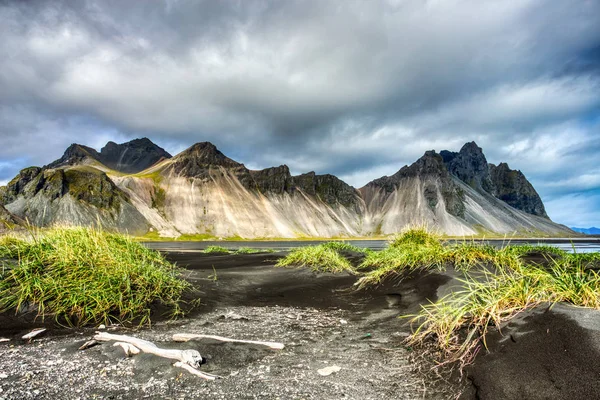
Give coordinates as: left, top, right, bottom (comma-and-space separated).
0, 373, 8, 379
221, 311, 248, 320
317, 365, 341, 376
340, 319, 348, 325
98, 324, 106, 330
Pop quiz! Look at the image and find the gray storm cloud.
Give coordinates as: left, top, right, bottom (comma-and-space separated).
0, 0, 599, 226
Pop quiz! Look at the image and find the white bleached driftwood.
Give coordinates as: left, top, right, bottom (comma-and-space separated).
22, 328, 47, 341
94, 332, 204, 369
172, 333, 285, 350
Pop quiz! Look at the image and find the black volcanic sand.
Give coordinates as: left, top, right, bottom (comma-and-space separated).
465, 303, 600, 400
1, 252, 599, 399
0, 251, 459, 400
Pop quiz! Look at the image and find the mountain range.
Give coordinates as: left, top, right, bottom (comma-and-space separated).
571, 227, 600, 235
0, 138, 573, 238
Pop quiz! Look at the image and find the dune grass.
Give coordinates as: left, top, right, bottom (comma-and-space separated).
276, 243, 355, 273
276, 241, 371, 273
0, 227, 189, 326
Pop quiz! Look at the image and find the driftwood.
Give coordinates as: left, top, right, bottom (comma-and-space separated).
22, 328, 47, 341
78, 339, 99, 350
94, 332, 204, 369
172, 334, 285, 350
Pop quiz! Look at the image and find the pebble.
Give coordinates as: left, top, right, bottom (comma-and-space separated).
317, 365, 341, 376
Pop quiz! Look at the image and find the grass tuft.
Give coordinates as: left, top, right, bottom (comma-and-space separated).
276, 244, 354, 273
389, 226, 443, 249
203, 246, 230, 254
0, 227, 189, 326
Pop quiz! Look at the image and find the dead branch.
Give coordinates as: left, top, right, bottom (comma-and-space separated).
172, 333, 284, 350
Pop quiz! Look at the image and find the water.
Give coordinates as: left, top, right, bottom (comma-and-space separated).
144, 238, 600, 253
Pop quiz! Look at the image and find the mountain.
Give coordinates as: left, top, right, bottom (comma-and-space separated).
0, 138, 574, 238
571, 227, 600, 235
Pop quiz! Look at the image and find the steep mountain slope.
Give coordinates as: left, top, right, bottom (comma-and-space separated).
0, 138, 573, 238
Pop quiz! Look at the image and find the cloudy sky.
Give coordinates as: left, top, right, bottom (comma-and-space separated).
0, 0, 599, 227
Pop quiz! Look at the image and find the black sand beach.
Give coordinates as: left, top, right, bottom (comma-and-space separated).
1, 251, 599, 399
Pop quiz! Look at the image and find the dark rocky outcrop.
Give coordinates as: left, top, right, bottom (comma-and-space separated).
289, 172, 361, 210
3, 167, 127, 211
444, 142, 495, 193
489, 162, 548, 218
250, 165, 292, 194
1, 166, 44, 204
99, 138, 171, 173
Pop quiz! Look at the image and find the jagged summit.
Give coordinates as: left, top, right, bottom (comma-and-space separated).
47, 138, 171, 174
362, 142, 548, 219
99, 137, 171, 173
444, 141, 495, 193
46, 144, 101, 169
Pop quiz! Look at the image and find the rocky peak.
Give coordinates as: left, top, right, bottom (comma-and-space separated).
99, 137, 172, 173
367, 150, 449, 193
169, 142, 247, 178
446, 141, 495, 193
47, 144, 101, 169
489, 162, 548, 218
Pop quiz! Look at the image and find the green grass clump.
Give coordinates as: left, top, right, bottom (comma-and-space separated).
0, 227, 189, 326
445, 243, 503, 270
203, 246, 230, 254
357, 246, 447, 287
389, 227, 443, 249
321, 241, 371, 254
276, 244, 353, 273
